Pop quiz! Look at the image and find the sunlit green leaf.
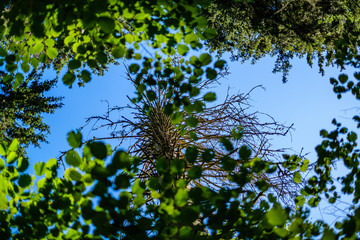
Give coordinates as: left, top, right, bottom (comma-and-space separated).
46, 47, 58, 59
7, 152, 17, 164
8, 139, 19, 152
175, 189, 189, 207
265, 203, 287, 226
33, 42, 44, 54
112, 46, 125, 59
177, 44, 189, 56
34, 162, 47, 176
293, 172, 302, 184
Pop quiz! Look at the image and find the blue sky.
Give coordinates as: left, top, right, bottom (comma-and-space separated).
28, 55, 357, 163
26, 54, 359, 224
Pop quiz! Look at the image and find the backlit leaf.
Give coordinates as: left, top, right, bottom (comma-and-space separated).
34, 162, 47, 176
46, 47, 58, 59
67, 130, 82, 148
265, 203, 287, 226
112, 46, 125, 59
65, 150, 82, 167
177, 44, 189, 56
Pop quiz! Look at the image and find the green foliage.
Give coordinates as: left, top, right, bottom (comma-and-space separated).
2, 0, 360, 239
203, 0, 360, 81
0, 72, 63, 149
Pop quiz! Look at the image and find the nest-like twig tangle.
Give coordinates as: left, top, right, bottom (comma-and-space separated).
82, 65, 301, 205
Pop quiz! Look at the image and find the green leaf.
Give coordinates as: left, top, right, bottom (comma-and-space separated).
0, 192, 8, 210
30, 57, 39, 69
125, 34, 134, 43
203, 28, 217, 39
132, 179, 145, 195
184, 32, 197, 44
45, 38, 55, 47
177, 44, 189, 56
171, 112, 183, 124
115, 174, 131, 189
65, 229, 81, 239
215, 60, 226, 69
202, 149, 214, 162
111, 150, 132, 170
33, 42, 44, 54
156, 157, 168, 173
239, 145, 252, 160
231, 125, 244, 140
203, 92, 216, 102
68, 168, 82, 181
199, 53, 212, 66
0, 158, 4, 170
7, 152, 17, 164
17, 157, 29, 172
46, 47, 58, 59
179, 226, 192, 239
220, 137, 233, 151
348, 132, 357, 142
300, 159, 309, 172
63, 72, 76, 87
67, 131, 82, 148
18, 174, 32, 188
175, 189, 189, 207
34, 162, 47, 176
221, 156, 236, 171
98, 17, 115, 33
293, 172, 302, 183
188, 166, 202, 179
170, 158, 185, 174
46, 158, 58, 170
65, 150, 83, 167
146, 90, 156, 101
88, 142, 107, 159
64, 36, 74, 46
206, 68, 217, 80
185, 116, 198, 127
68, 59, 81, 70
81, 70, 91, 83
112, 46, 125, 59
8, 139, 19, 152
185, 146, 198, 163
129, 64, 140, 74
265, 203, 287, 226
295, 196, 305, 206
338, 74, 348, 84
321, 229, 337, 240
0, 145, 5, 156
21, 62, 30, 73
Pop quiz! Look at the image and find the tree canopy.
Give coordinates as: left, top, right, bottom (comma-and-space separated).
1, 0, 360, 239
